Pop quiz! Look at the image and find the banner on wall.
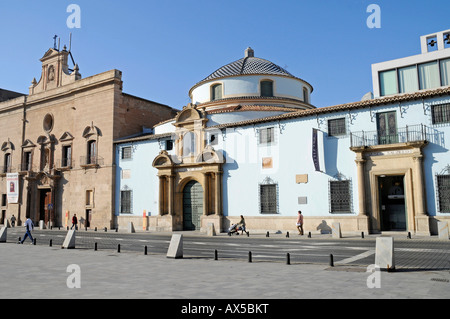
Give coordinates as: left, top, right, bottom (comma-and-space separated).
6, 173, 19, 204
312, 128, 325, 172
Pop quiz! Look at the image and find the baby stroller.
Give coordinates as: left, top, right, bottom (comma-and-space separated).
227, 224, 239, 236
227, 224, 249, 236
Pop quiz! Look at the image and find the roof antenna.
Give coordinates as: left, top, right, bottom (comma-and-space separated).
67, 32, 76, 70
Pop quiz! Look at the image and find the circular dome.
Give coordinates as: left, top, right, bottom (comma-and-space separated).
191, 47, 310, 91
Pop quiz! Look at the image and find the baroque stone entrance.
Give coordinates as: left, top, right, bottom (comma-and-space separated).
151, 103, 224, 232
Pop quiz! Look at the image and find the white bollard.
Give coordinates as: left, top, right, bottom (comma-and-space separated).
62, 229, 76, 249
375, 237, 395, 271
166, 234, 183, 259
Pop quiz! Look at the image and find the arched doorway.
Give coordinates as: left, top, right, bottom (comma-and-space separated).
183, 180, 203, 230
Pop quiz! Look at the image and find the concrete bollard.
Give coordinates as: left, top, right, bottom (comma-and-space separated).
375, 237, 395, 271
61, 230, 76, 249
166, 234, 183, 259
438, 221, 449, 240
0, 227, 7, 243
332, 222, 342, 239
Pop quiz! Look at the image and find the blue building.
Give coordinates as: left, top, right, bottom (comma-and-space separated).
114, 30, 450, 235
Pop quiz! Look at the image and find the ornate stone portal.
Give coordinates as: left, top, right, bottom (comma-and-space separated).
351, 140, 430, 234
152, 103, 224, 231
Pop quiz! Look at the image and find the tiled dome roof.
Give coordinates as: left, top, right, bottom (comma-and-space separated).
201, 57, 294, 81
193, 48, 299, 86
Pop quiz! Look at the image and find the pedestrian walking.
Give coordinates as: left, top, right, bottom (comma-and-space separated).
10, 214, 16, 227
19, 217, 34, 244
71, 214, 78, 230
296, 210, 304, 235
237, 215, 249, 235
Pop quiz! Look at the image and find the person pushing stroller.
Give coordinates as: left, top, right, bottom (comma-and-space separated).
227, 215, 249, 236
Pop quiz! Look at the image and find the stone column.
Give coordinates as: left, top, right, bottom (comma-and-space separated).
355, 159, 366, 216
202, 172, 209, 215
214, 171, 222, 216
413, 154, 430, 234
413, 155, 426, 216
355, 157, 369, 233
168, 174, 174, 216
158, 176, 165, 216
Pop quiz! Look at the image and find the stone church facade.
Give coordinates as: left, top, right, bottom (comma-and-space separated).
0, 47, 177, 228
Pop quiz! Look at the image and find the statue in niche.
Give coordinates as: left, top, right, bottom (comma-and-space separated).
47, 65, 55, 82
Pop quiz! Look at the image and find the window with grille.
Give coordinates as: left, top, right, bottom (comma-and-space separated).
259, 127, 275, 145
121, 146, 132, 159
260, 184, 278, 214
328, 118, 346, 136
329, 180, 352, 213
120, 190, 132, 214
436, 174, 450, 213
431, 103, 450, 125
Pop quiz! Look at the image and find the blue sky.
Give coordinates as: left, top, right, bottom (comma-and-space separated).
0, 0, 449, 110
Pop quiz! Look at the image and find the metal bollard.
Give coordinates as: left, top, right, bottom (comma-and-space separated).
104, 227, 107, 232
144, 245, 147, 255
266, 231, 269, 237
361, 232, 364, 239
286, 232, 289, 238
329, 254, 334, 267
308, 232, 311, 238
214, 249, 218, 261
49, 239, 52, 247
407, 232, 411, 239
286, 253, 290, 265
33, 238, 36, 245
117, 244, 120, 253
94, 242, 97, 251
248, 251, 252, 263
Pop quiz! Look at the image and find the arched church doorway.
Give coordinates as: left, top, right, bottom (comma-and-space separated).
183, 180, 203, 230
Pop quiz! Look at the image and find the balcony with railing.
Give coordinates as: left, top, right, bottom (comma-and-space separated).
350, 124, 435, 148
80, 155, 104, 168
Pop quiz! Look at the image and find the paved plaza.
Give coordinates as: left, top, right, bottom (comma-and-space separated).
0, 232, 449, 300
